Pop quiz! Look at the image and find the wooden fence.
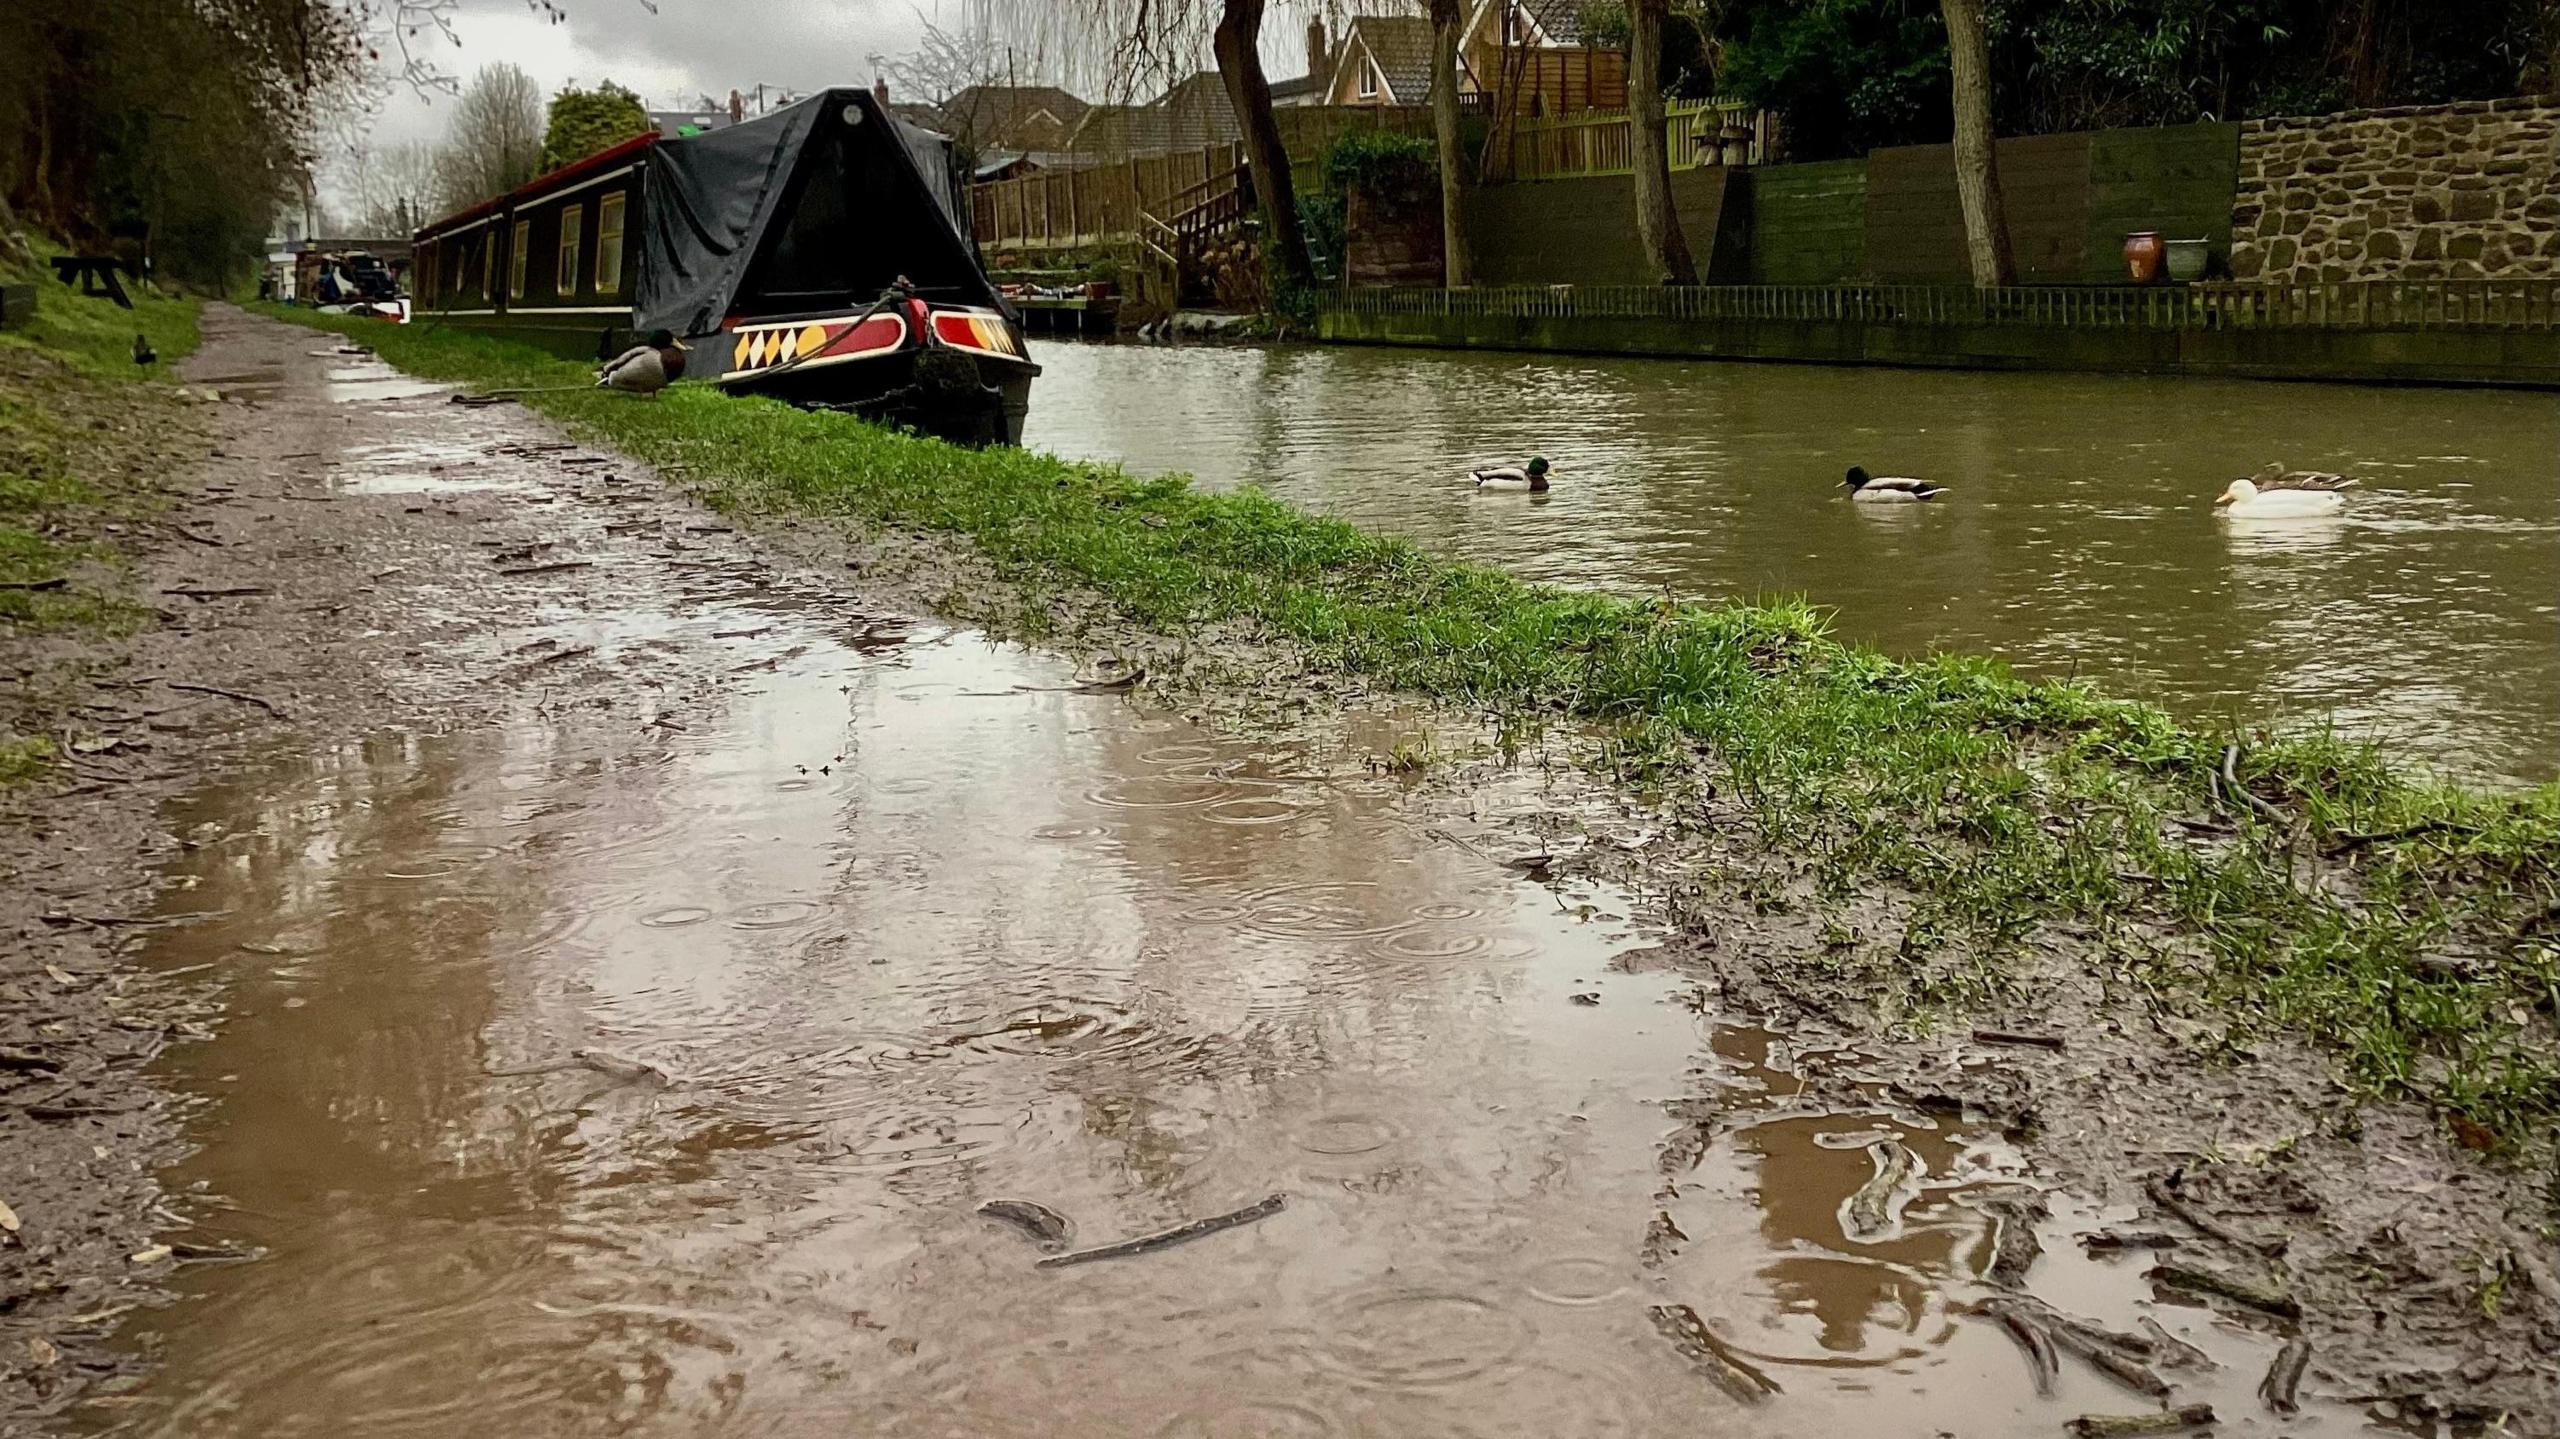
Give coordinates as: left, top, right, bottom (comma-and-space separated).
1332, 279, 2560, 330
1502, 99, 1759, 181
973, 146, 1243, 254
970, 106, 1437, 254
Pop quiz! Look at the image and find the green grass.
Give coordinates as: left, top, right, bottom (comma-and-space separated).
271, 307, 2560, 1147
1, 238, 207, 783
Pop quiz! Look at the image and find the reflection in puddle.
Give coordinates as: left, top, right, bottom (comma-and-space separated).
101, 595, 2376, 1435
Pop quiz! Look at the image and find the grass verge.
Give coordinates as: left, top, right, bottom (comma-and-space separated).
1, 239, 208, 780
274, 307, 2560, 1147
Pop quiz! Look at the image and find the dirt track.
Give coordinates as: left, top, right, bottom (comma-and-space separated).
1, 306, 2552, 1435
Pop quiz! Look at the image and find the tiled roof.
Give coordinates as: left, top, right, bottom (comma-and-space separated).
1518, 0, 1586, 45
1345, 15, 1435, 104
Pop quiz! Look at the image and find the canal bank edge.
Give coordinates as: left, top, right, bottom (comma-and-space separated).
269, 305, 2560, 1154
1315, 289, 2560, 389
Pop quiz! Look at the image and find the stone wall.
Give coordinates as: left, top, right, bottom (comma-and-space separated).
2232, 98, 2560, 283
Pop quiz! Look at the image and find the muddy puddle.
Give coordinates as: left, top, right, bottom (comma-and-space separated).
91, 582, 2388, 1435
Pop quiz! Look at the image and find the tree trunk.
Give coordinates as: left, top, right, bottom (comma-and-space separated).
1428, 0, 1473, 288
1627, 0, 1694, 285
1213, 0, 1313, 295
0, 191, 30, 269
1940, 0, 2014, 286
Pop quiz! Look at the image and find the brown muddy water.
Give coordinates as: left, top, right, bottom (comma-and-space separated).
105, 593, 2367, 1434
1025, 343, 2560, 784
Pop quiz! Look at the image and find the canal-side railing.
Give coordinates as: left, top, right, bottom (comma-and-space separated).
1333, 279, 2560, 330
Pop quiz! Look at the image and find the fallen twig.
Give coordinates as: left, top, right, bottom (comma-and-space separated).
2081, 1230, 2180, 1252
1981, 1300, 2058, 1396
1977, 1193, 2046, 1286
2137, 1317, 2214, 1371
163, 682, 284, 717
1036, 1193, 1284, 1269
0, 577, 68, 591
2258, 1336, 2310, 1413
1842, 1139, 1922, 1242
2150, 1261, 2300, 1318
1973, 1028, 2067, 1051
496, 560, 593, 577
979, 1199, 1073, 1252
1649, 1303, 1782, 1402
2222, 744, 2289, 825
161, 585, 272, 599
2065, 1405, 2216, 1437
2145, 1175, 2285, 1257
171, 524, 225, 547
2323, 819, 2483, 855
518, 646, 596, 670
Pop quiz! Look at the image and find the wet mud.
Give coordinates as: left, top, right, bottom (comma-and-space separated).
3, 308, 2553, 1436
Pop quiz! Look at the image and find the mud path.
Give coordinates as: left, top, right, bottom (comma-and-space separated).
2, 309, 2550, 1436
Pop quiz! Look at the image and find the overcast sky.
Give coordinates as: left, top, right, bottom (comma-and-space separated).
354, 0, 947, 150
348, 0, 1347, 151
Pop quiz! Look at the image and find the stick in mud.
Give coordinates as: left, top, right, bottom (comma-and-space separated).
2081, 1230, 2181, 1252
1982, 1301, 2059, 1397
2137, 1316, 2215, 1371
1978, 1192, 2046, 1287
1648, 1303, 1782, 1402
1971, 1028, 2067, 1051
1034, 1193, 1285, 1269
1841, 1139, 1921, 1243
2144, 1175, 2286, 1257
2149, 1261, 2301, 1318
978, 1199, 1074, 1253
2065, 1405, 2216, 1437
2258, 1336, 2310, 1413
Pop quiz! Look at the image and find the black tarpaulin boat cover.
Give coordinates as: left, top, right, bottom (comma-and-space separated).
635, 87, 1002, 339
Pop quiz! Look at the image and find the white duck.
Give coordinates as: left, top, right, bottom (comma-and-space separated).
1843, 466, 1947, 503
1473, 456, 1552, 492
2214, 463, 2356, 517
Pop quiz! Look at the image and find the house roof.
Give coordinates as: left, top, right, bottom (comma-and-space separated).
1516, 0, 1587, 45
939, 84, 1092, 144
1344, 15, 1436, 104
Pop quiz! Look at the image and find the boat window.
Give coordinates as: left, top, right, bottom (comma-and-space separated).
509, 218, 530, 300
480, 234, 495, 302
597, 193, 626, 295
557, 205, 583, 296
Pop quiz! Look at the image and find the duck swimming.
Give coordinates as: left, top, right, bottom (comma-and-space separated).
1473, 456, 1552, 492
1842, 466, 1946, 502
2214, 463, 2355, 517
598, 329, 689, 397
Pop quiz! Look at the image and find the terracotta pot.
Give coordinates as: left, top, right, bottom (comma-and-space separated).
2122, 231, 2164, 284
1084, 280, 1115, 300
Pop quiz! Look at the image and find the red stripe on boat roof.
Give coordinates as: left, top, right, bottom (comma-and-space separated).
414, 131, 662, 241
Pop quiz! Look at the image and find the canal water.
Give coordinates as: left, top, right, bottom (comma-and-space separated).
1025, 342, 2560, 784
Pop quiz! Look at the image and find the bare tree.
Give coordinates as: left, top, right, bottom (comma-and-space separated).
1628, 0, 1694, 284
325, 139, 445, 232
432, 62, 544, 204
1940, 0, 2013, 286
1427, 0, 1473, 287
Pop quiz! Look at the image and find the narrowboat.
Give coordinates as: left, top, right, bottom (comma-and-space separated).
410, 87, 1036, 445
